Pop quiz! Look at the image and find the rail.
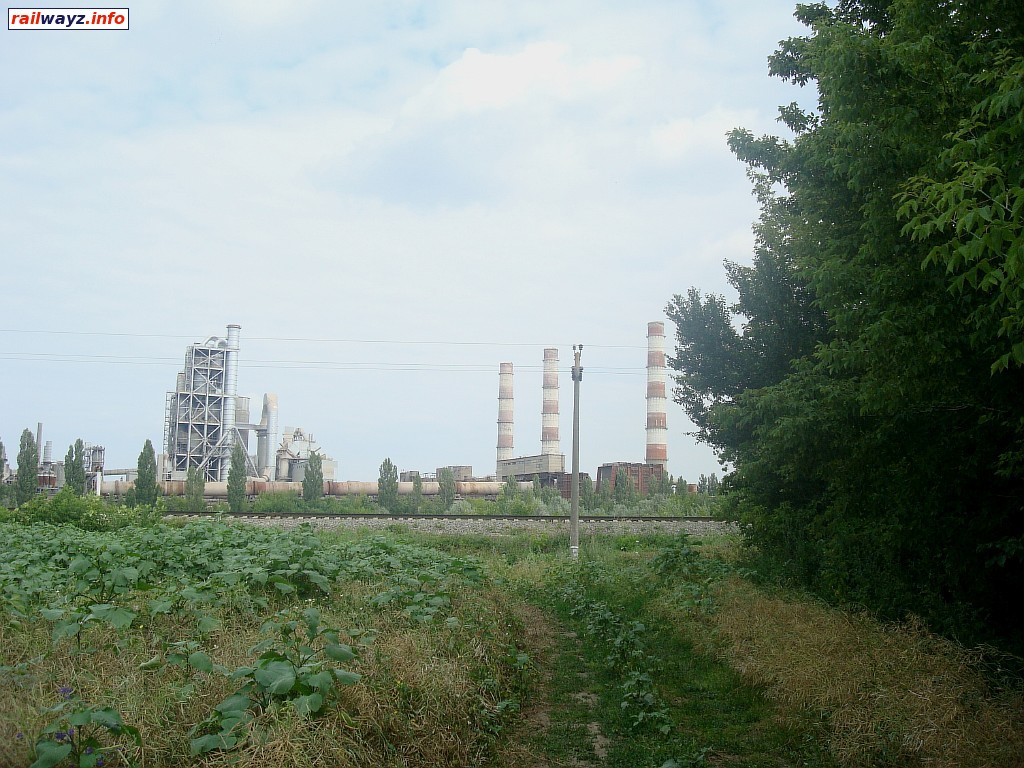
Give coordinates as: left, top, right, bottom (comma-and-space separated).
162, 511, 719, 524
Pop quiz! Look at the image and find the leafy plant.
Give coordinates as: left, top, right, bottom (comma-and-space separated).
31, 688, 141, 768
189, 607, 362, 755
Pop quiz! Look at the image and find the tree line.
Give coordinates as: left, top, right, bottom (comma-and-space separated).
668, 0, 1024, 650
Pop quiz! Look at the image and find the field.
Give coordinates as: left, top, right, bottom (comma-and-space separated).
1, 518, 1021, 767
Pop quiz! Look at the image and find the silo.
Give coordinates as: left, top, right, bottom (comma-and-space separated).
496, 362, 514, 474
645, 321, 668, 466
541, 348, 560, 455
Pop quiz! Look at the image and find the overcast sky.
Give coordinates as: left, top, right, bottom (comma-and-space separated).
1, 0, 815, 483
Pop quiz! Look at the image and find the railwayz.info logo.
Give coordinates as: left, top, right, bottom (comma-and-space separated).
8, 7, 128, 29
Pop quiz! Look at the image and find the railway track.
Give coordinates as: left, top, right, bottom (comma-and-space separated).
163, 511, 720, 524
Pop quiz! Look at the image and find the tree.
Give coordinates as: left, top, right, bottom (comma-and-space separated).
15, 428, 38, 507
497, 473, 519, 514
648, 469, 672, 497
613, 468, 637, 506
185, 466, 206, 513
227, 442, 247, 512
411, 473, 423, 513
303, 451, 324, 503
668, 0, 1024, 647
580, 474, 596, 512
697, 473, 719, 496
64, 439, 86, 496
135, 439, 158, 508
377, 458, 398, 512
438, 467, 456, 511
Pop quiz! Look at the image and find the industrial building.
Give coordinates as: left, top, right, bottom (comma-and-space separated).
595, 462, 666, 497
494, 347, 568, 482
589, 321, 671, 496
163, 324, 280, 481
12, 422, 107, 495
274, 427, 337, 483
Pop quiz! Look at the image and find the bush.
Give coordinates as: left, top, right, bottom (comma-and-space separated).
6, 488, 160, 530
252, 491, 305, 514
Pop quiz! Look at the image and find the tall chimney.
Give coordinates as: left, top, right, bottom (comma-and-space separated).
646, 321, 668, 467
36, 422, 43, 467
541, 348, 560, 455
496, 362, 514, 474
222, 324, 241, 480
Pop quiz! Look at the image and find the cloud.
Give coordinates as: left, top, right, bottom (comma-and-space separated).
401, 42, 643, 121
647, 107, 758, 163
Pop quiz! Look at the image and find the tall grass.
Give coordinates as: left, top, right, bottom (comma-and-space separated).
701, 576, 1024, 767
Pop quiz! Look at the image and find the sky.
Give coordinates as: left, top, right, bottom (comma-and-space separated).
0, 0, 816, 483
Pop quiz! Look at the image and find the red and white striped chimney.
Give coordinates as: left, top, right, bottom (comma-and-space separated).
646, 321, 668, 466
541, 348, 560, 455
496, 362, 514, 473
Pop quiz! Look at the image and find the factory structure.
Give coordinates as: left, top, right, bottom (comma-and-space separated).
160, 324, 336, 485
5, 319, 686, 501
494, 347, 566, 483
591, 321, 670, 496
1, 422, 107, 495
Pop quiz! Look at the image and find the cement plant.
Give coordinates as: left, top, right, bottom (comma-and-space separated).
2, 321, 691, 501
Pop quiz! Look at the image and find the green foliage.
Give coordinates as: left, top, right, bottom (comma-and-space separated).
613, 468, 638, 506
302, 451, 324, 503
188, 607, 362, 755
134, 440, 158, 508
580, 474, 596, 512
899, 49, 1024, 372
377, 458, 398, 512
16, 428, 39, 507
410, 473, 423, 512
63, 440, 86, 497
252, 490, 304, 514
696, 473, 719, 496
438, 467, 456, 511
185, 466, 205, 514
668, 0, 1024, 650
31, 688, 141, 768
227, 442, 247, 513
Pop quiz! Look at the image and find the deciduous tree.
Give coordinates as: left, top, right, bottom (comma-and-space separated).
185, 466, 205, 513
668, 0, 1024, 647
64, 439, 86, 496
16, 428, 38, 507
303, 451, 324, 503
227, 442, 247, 512
438, 467, 456, 511
377, 458, 398, 512
135, 439, 158, 508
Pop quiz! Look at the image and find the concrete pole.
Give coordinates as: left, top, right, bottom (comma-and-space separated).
570, 344, 583, 559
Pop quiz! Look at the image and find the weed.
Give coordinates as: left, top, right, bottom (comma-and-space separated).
30, 687, 141, 768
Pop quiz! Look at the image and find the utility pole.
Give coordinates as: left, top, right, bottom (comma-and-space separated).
570, 344, 583, 559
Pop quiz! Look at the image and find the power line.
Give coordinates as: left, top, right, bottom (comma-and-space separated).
0, 328, 648, 350
0, 352, 648, 374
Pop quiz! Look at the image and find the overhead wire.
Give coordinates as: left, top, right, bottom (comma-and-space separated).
0, 328, 648, 350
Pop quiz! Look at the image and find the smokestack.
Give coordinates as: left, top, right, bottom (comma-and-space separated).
222, 324, 241, 480
646, 321, 668, 467
541, 348, 560, 455
496, 362, 514, 473
36, 422, 43, 467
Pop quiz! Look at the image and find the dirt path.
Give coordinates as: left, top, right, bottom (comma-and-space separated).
493, 603, 611, 768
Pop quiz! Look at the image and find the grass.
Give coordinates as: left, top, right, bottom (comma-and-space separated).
700, 577, 1024, 768
2, 521, 1021, 767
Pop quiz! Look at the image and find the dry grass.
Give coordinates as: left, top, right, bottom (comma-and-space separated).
0, 583, 532, 768
698, 576, 1024, 768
